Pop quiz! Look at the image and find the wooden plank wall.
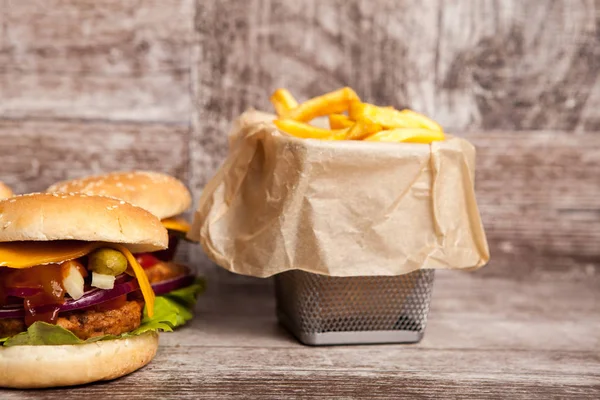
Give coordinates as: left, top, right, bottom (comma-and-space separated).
1, 0, 598, 279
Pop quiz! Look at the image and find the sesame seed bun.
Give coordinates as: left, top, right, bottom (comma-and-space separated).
47, 171, 191, 220
0, 193, 168, 252
0, 331, 158, 388
0, 182, 13, 200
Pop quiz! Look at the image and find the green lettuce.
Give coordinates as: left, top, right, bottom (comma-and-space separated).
164, 278, 205, 309
1, 321, 83, 346
0, 278, 205, 347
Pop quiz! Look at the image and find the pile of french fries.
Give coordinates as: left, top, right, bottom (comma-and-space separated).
270, 87, 444, 143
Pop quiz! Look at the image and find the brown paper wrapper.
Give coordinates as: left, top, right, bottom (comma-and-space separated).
189, 110, 489, 277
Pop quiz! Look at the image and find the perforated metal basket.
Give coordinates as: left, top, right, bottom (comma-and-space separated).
274, 269, 435, 345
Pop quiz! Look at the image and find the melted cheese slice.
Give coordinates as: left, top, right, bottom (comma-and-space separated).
106, 243, 155, 317
161, 217, 191, 233
0, 241, 155, 317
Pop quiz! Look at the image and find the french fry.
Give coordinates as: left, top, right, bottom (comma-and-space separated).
274, 119, 346, 139
345, 120, 382, 140
365, 128, 445, 144
328, 114, 354, 129
284, 87, 360, 122
270, 89, 299, 116
399, 109, 443, 132
270, 87, 445, 144
350, 102, 442, 132
325, 129, 351, 140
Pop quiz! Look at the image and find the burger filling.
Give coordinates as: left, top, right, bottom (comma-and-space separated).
0, 241, 201, 346
0, 298, 143, 340
134, 227, 204, 320
0, 246, 150, 340
136, 230, 189, 284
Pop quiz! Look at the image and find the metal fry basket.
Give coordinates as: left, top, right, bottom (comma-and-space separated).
274, 269, 435, 345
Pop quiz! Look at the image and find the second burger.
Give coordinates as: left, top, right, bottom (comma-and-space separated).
47, 171, 204, 329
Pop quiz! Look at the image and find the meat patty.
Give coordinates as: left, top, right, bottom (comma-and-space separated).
145, 261, 188, 284
0, 299, 143, 340
57, 299, 143, 339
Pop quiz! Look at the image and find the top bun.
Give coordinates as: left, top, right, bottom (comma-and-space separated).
47, 171, 191, 220
0, 193, 168, 252
0, 182, 13, 200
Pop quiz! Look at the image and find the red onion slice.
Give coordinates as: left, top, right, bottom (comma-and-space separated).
151, 274, 195, 296
0, 278, 140, 319
0, 307, 26, 319
59, 280, 139, 312
0, 273, 196, 320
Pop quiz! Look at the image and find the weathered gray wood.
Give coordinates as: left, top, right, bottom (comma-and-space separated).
2, 272, 599, 398
466, 132, 600, 278
0, 0, 193, 122
0, 119, 190, 195
434, 0, 600, 131
192, 0, 599, 133
2, 0, 596, 125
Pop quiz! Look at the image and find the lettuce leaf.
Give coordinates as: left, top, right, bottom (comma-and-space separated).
0, 278, 205, 346
162, 277, 206, 309
140, 278, 205, 329
1, 322, 83, 346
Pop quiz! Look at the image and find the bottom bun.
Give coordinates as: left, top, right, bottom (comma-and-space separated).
0, 331, 158, 389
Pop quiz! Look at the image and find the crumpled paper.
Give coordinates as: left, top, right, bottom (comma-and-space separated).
188, 110, 489, 277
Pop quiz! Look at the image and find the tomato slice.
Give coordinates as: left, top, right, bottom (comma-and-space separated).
135, 253, 160, 269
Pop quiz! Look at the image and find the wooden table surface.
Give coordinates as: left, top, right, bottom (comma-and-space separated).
2, 270, 598, 399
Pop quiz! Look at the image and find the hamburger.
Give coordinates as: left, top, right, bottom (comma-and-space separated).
0, 193, 177, 388
47, 171, 203, 328
0, 182, 12, 200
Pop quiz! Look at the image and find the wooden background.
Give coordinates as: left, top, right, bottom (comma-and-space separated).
1, 0, 599, 280
1, 2, 599, 398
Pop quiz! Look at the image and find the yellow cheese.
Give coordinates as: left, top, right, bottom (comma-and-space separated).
0, 241, 155, 317
106, 243, 155, 317
0, 241, 96, 269
161, 217, 191, 233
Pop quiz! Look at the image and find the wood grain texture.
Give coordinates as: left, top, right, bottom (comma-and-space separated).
0, 119, 190, 195
191, 0, 599, 133
466, 132, 600, 278
435, 0, 600, 131
0, 0, 596, 125
2, 271, 599, 399
0, 0, 193, 122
